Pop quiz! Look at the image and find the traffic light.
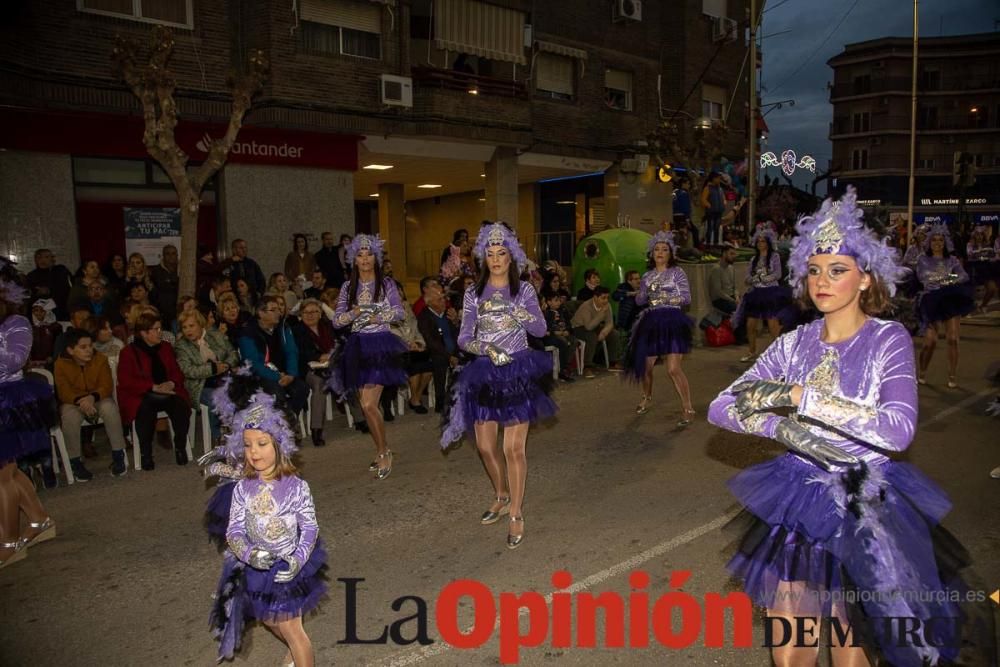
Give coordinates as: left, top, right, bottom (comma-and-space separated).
952, 151, 977, 187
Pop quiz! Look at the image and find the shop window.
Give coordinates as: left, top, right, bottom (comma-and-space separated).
604, 68, 633, 112
73, 158, 147, 185
701, 84, 726, 121
78, 0, 192, 28
536, 53, 575, 101
300, 0, 382, 60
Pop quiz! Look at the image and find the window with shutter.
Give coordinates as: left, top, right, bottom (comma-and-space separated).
604, 68, 632, 111
536, 53, 575, 100
701, 84, 726, 121
78, 0, 192, 28
299, 0, 382, 60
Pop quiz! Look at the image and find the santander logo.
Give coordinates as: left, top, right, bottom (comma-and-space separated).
194, 132, 304, 159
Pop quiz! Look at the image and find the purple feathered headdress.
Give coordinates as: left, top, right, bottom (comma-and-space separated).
0, 256, 29, 305
473, 222, 529, 271
789, 186, 904, 297
223, 389, 298, 462
346, 234, 386, 266
923, 223, 954, 253
750, 223, 777, 248
646, 230, 676, 255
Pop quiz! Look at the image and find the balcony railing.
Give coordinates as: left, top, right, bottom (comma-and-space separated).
830, 115, 999, 135
411, 66, 528, 99
830, 76, 1000, 99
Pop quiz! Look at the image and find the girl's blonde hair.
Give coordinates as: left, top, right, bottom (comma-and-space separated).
242, 431, 298, 480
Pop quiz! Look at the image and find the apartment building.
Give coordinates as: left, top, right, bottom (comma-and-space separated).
828, 33, 1000, 229
0, 0, 748, 275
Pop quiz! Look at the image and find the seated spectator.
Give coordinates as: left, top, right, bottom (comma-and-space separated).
199, 275, 232, 311
440, 228, 469, 268
29, 298, 62, 369
238, 295, 308, 416
417, 278, 459, 413
126, 252, 155, 291
234, 277, 256, 314
319, 287, 340, 315
116, 311, 191, 469
577, 268, 601, 301
103, 253, 128, 301
412, 276, 437, 317
570, 286, 621, 377
292, 298, 337, 446
542, 289, 577, 382
91, 315, 125, 361
543, 271, 571, 301
388, 287, 432, 416
267, 272, 299, 311
124, 279, 152, 313
708, 244, 739, 316
216, 294, 248, 347
55, 328, 129, 480
447, 275, 473, 312
75, 280, 120, 322
303, 269, 327, 300
612, 270, 643, 330
27, 248, 74, 319
67, 259, 107, 308
53, 307, 93, 363
175, 309, 238, 447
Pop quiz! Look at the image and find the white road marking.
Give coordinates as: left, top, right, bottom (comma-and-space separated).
370, 387, 994, 666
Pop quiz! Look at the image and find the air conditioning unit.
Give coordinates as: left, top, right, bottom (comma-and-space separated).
379, 74, 413, 108
613, 0, 642, 22
712, 16, 738, 43
635, 153, 650, 171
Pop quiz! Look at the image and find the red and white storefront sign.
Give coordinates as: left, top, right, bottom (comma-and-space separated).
0, 107, 360, 170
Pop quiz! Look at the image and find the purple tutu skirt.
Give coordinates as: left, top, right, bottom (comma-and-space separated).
204, 482, 236, 551
623, 307, 693, 382
918, 283, 975, 323
211, 539, 328, 661
327, 331, 408, 398
742, 284, 793, 320
0, 378, 56, 464
727, 454, 974, 666
440, 349, 557, 447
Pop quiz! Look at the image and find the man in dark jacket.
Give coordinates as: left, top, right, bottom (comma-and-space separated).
221, 238, 266, 300
314, 232, 346, 289
416, 279, 458, 413
238, 295, 308, 415
150, 244, 180, 324
27, 248, 73, 319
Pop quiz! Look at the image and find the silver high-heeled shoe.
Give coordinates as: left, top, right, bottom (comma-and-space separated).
480, 496, 511, 525
677, 409, 696, 427
374, 450, 393, 480
0, 537, 28, 570
636, 395, 651, 415
507, 516, 524, 550
26, 518, 56, 548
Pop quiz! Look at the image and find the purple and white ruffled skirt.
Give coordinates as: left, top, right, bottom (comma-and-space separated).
623, 307, 693, 382
327, 331, 408, 399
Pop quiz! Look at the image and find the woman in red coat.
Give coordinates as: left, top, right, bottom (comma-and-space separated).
117, 310, 190, 469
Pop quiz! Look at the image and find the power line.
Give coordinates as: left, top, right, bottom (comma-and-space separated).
763, 0, 792, 13
766, 0, 861, 96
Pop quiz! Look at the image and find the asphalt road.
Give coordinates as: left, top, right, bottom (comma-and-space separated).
2, 324, 998, 667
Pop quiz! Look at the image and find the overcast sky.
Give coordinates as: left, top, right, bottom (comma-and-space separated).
757, 0, 999, 187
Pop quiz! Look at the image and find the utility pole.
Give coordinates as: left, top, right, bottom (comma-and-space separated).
748, 0, 759, 236
906, 0, 919, 244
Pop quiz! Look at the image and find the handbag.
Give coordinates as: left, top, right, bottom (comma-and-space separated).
699, 311, 724, 331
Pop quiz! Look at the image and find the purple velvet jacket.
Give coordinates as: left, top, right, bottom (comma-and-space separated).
333, 277, 403, 334
747, 253, 782, 289
226, 475, 318, 568
916, 255, 968, 291
635, 267, 690, 310
458, 282, 546, 355
708, 318, 918, 466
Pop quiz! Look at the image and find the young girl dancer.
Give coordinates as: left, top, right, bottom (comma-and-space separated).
739, 224, 791, 363
328, 234, 406, 479
211, 389, 326, 666
0, 258, 57, 569
441, 222, 556, 549
624, 231, 695, 425
916, 224, 975, 387
708, 188, 975, 666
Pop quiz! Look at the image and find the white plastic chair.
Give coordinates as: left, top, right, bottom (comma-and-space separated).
574, 341, 586, 376
543, 346, 560, 380
27, 368, 74, 485
191, 405, 213, 455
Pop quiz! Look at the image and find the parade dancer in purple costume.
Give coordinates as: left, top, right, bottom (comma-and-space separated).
441, 222, 557, 549
210, 389, 326, 665
327, 234, 406, 479
624, 231, 696, 425
915, 224, 975, 388
0, 258, 57, 569
708, 187, 976, 666
738, 223, 792, 363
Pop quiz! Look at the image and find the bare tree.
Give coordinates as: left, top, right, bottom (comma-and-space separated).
646, 118, 728, 192
112, 25, 268, 296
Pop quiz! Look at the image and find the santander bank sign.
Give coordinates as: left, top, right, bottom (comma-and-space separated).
195, 132, 305, 160
181, 123, 358, 170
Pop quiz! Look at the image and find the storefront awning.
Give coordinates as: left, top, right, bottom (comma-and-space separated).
434, 0, 527, 65
535, 40, 588, 61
